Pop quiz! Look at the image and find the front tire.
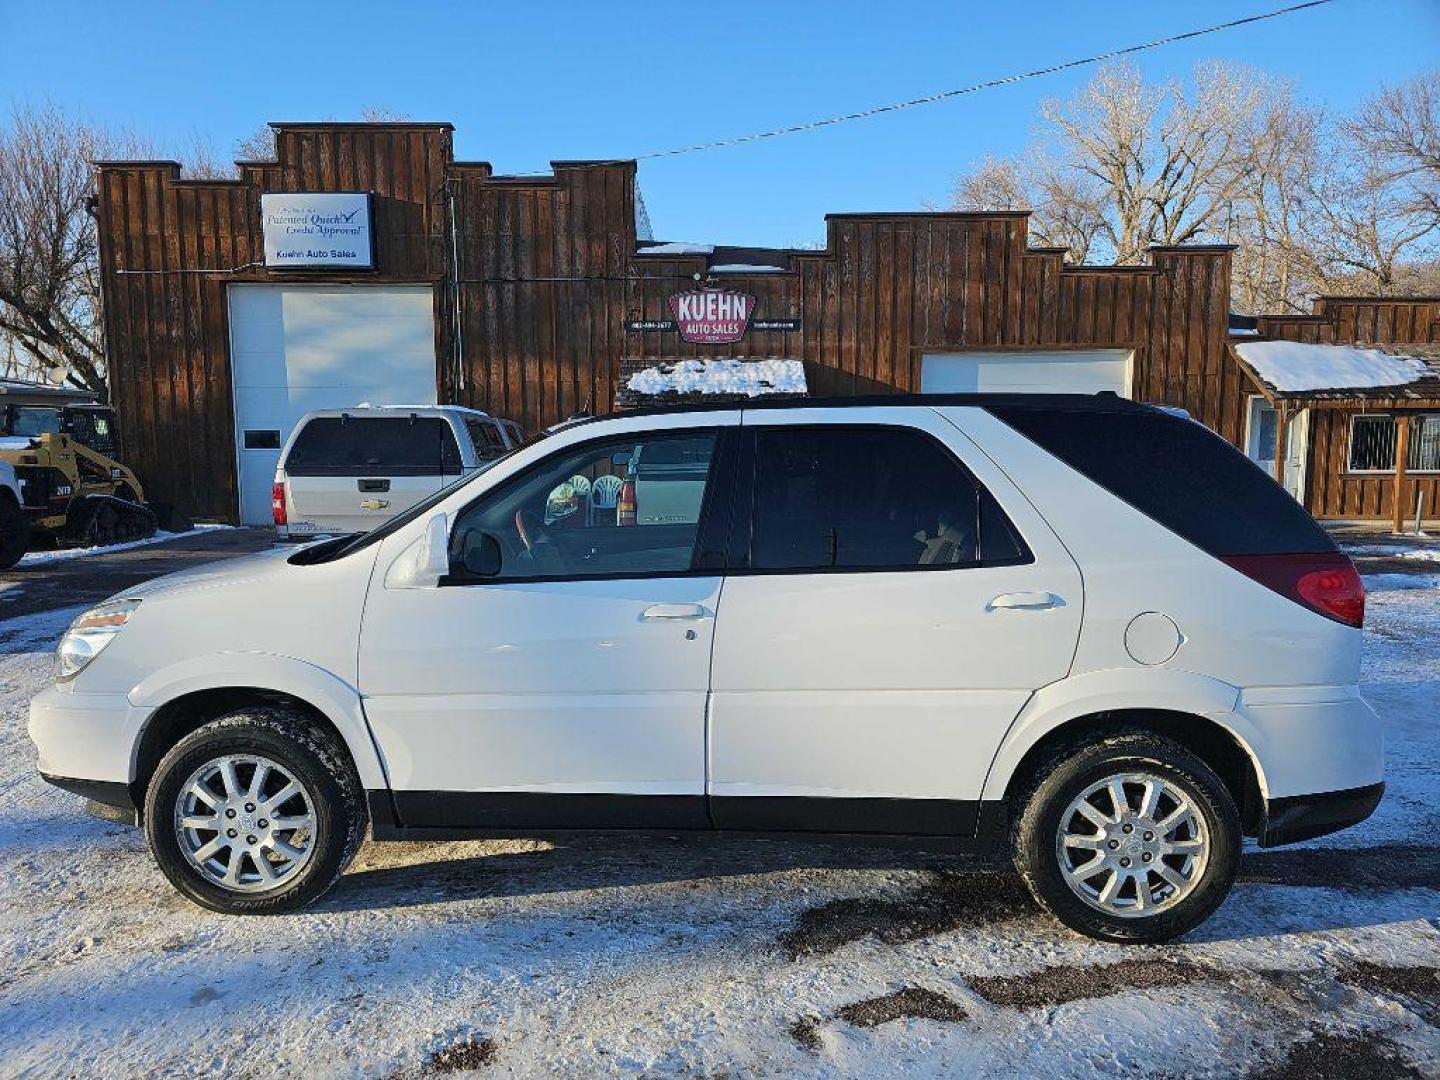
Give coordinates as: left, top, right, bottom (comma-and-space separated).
143, 708, 365, 914
1013, 731, 1240, 943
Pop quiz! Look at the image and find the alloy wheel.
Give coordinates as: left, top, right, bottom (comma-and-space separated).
173, 754, 317, 893
1054, 771, 1210, 918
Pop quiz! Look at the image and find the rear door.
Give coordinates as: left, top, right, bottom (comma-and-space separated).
282, 415, 462, 534
707, 406, 1083, 835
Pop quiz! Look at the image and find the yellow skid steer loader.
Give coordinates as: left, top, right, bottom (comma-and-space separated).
0, 403, 187, 570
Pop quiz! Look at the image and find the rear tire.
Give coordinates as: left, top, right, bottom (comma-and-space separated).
143, 707, 366, 914
1012, 731, 1240, 944
0, 495, 28, 570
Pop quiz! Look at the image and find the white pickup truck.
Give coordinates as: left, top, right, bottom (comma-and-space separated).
272, 405, 524, 539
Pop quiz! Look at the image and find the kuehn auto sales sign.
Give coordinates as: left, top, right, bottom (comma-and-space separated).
669, 288, 755, 344
261, 192, 375, 269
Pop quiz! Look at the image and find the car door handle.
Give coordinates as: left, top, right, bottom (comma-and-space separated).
987, 591, 1064, 611
641, 603, 711, 620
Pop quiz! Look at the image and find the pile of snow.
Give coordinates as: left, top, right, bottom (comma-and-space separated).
16, 524, 231, 567
635, 242, 714, 256
626, 358, 806, 398
1235, 341, 1432, 393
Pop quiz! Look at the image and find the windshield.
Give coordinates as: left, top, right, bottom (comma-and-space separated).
293, 450, 518, 565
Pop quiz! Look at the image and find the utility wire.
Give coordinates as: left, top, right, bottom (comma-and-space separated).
622, 0, 1337, 162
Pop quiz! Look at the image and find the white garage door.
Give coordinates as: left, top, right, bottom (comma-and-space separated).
920, 349, 1132, 395
228, 285, 438, 525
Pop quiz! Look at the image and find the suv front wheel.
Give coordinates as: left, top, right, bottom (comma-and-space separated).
143, 708, 366, 914
1013, 731, 1241, 943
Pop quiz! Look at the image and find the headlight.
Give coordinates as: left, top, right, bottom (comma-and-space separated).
56, 598, 141, 679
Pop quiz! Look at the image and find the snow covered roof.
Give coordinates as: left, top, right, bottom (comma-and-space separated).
1232, 341, 1440, 402
617, 358, 807, 406
635, 242, 715, 256
708, 264, 787, 274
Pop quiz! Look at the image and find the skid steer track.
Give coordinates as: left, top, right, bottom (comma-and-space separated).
59, 494, 158, 549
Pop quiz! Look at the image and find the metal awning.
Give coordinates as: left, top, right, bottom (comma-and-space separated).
1231, 341, 1440, 408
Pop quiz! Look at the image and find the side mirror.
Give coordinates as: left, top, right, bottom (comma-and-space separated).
384, 512, 450, 589
454, 529, 503, 578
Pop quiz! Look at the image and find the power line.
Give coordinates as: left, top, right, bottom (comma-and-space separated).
628, 0, 1338, 162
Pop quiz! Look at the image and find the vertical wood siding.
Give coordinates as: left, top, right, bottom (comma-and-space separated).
1259, 299, 1440, 519
99, 126, 1253, 522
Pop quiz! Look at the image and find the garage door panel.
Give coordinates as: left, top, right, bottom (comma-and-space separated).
920, 350, 1132, 395
228, 285, 437, 525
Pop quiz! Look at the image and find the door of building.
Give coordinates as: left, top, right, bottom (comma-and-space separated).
227, 284, 438, 525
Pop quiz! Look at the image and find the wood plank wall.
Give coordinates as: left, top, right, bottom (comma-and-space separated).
97, 125, 453, 520
98, 128, 1241, 522
1257, 299, 1440, 520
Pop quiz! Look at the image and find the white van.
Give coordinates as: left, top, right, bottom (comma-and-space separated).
272, 405, 523, 538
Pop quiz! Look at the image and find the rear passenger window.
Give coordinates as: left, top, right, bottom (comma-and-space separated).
988, 405, 1336, 557
748, 426, 1029, 571
284, 417, 462, 477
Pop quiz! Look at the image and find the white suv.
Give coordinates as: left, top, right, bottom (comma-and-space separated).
28, 397, 1382, 942
273, 405, 523, 538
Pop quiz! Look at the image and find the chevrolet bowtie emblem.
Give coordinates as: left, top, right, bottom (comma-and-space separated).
360, 499, 390, 510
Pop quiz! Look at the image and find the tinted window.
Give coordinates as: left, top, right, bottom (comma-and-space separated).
284, 417, 462, 477
466, 419, 508, 461
989, 404, 1335, 556
12, 407, 60, 437
748, 426, 1026, 571
449, 430, 718, 581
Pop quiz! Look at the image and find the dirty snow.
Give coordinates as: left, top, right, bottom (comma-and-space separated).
16, 524, 231, 567
1235, 340, 1432, 393
0, 544, 1436, 1077
627, 358, 807, 398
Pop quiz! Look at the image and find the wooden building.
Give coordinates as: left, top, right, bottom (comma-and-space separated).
93, 120, 1437, 527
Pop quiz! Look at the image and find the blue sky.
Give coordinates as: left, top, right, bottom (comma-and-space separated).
2, 1, 1437, 247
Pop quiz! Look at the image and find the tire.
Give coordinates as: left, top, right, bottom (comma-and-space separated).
0, 495, 28, 570
1012, 730, 1240, 944
143, 707, 366, 914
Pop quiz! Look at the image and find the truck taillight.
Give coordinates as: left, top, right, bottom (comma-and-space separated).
618, 479, 637, 526
1221, 552, 1365, 628
272, 481, 287, 526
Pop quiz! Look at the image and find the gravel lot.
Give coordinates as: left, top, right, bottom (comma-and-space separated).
0, 533, 1436, 1078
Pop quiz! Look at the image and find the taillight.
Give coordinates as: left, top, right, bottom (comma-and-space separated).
1220, 553, 1364, 628
617, 479, 636, 526
271, 481, 287, 526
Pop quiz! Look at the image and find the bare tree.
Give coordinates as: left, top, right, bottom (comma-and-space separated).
0, 102, 110, 393
1347, 72, 1440, 221
954, 62, 1440, 312
234, 125, 275, 163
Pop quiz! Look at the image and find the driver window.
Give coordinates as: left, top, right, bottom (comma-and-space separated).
449, 430, 718, 581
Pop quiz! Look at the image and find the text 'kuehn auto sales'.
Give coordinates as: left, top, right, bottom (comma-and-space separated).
94, 120, 1440, 526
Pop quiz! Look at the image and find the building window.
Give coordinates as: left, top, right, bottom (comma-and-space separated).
1348, 414, 1440, 473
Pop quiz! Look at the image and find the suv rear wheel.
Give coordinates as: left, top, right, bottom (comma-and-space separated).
143, 707, 365, 914
1013, 731, 1240, 943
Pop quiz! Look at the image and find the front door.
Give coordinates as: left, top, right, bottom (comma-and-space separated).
357, 419, 739, 829
707, 407, 1083, 835
1246, 396, 1309, 502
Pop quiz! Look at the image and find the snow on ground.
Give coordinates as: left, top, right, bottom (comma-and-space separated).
16, 524, 232, 568
0, 546, 1436, 1077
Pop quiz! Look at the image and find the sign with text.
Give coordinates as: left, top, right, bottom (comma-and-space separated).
668, 288, 755, 344
261, 192, 375, 270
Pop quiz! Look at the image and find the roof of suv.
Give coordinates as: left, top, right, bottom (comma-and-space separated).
559, 392, 1151, 430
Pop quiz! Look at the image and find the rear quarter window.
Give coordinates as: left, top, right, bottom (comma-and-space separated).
987, 404, 1335, 556
283, 417, 462, 477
